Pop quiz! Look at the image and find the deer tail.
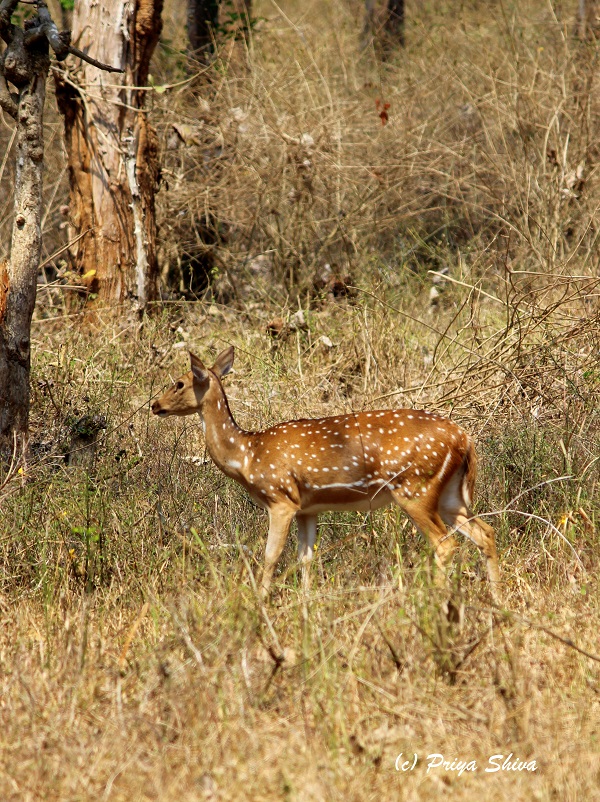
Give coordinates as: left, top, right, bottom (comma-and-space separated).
462, 437, 478, 508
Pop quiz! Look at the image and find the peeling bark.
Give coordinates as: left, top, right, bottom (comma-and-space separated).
0, 260, 9, 320
54, 0, 163, 310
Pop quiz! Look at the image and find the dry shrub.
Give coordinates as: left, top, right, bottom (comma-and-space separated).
153, 1, 600, 296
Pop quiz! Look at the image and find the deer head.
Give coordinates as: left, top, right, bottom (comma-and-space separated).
151, 347, 234, 418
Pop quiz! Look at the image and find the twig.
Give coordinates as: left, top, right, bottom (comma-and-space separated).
521, 617, 600, 663
51, 67, 147, 114
476, 507, 585, 572
474, 606, 600, 665
428, 270, 507, 306
376, 621, 405, 672
118, 601, 149, 672
0, 117, 15, 182
168, 604, 204, 668
67, 44, 123, 73
38, 227, 94, 270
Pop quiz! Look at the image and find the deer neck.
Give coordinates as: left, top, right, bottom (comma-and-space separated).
199, 380, 249, 478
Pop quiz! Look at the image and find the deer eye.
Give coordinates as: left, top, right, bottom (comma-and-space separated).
176, 381, 185, 391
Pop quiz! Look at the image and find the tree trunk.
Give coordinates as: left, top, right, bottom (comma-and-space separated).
0, 12, 50, 442
55, 0, 163, 310
187, 0, 220, 62
1, 0, 124, 443
360, 0, 376, 50
577, 0, 600, 39
0, 65, 47, 440
361, 0, 405, 52
385, 0, 405, 46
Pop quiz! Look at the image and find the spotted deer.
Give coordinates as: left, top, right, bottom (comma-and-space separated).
152, 347, 500, 599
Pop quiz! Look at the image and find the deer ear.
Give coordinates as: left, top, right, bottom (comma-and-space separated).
190, 352, 209, 382
212, 346, 235, 378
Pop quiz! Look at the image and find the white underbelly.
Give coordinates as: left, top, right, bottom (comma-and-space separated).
300, 491, 394, 515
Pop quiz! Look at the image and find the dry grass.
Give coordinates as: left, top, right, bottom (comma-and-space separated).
0, 296, 598, 801
1, 1, 600, 799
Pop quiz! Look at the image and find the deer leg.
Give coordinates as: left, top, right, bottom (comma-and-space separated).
438, 462, 500, 598
395, 493, 458, 586
440, 508, 500, 595
297, 514, 317, 592
260, 504, 297, 599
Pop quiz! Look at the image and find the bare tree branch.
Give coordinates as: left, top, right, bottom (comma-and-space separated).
3, 0, 123, 73
0, 0, 19, 33
0, 0, 20, 42
67, 44, 124, 73
35, 0, 69, 58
